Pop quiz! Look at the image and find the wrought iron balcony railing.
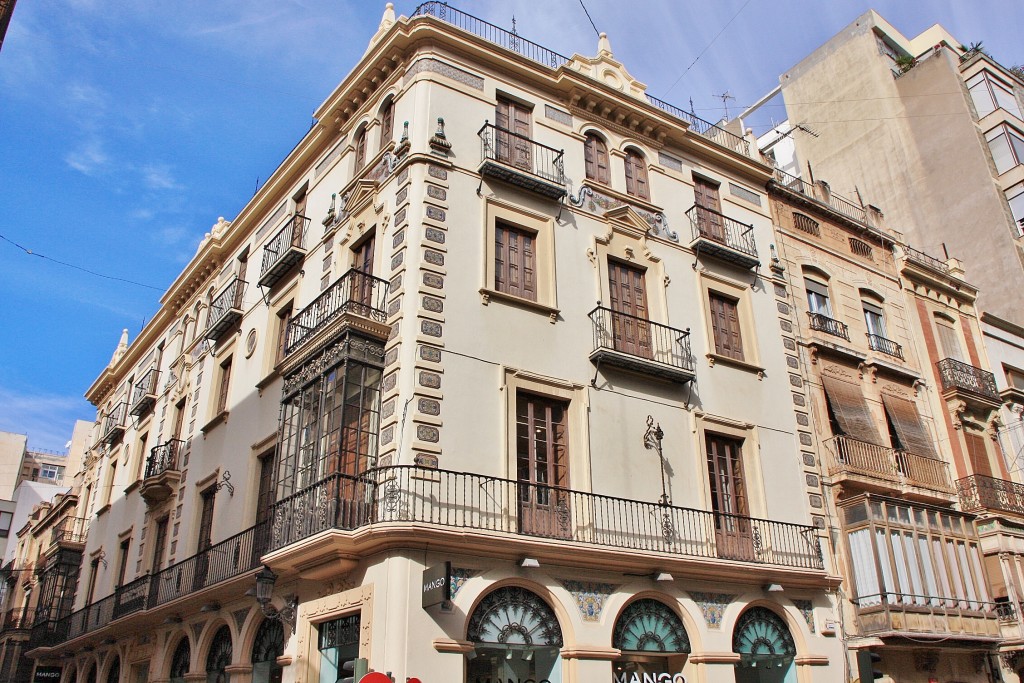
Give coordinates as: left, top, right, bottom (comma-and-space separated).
129, 368, 160, 417
807, 312, 850, 341
50, 517, 89, 548
903, 246, 952, 275
100, 403, 128, 445
867, 334, 904, 359
205, 277, 246, 342
284, 268, 389, 356
145, 439, 185, 479
269, 466, 823, 570
37, 522, 270, 648
771, 168, 868, 224
826, 435, 952, 493
0, 609, 29, 632
957, 474, 1024, 516
258, 213, 310, 288
410, 3, 749, 157
937, 358, 1000, 403
588, 306, 694, 382
478, 122, 566, 198
685, 204, 758, 267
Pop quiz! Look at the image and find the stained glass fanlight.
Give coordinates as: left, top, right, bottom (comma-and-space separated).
467, 586, 563, 647
732, 607, 795, 659
613, 599, 690, 653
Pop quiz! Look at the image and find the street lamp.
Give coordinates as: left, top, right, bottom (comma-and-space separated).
253, 565, 298, 633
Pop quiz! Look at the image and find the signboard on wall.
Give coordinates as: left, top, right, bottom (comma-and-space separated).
422, 561, 451, 609
33, 667, 62, 682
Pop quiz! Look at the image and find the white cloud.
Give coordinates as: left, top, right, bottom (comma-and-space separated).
141, 163, 181, 190
0, 388, 92, 453
64, 138, 110, 175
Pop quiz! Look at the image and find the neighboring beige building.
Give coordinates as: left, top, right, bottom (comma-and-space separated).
751, 10, 1024, 334
0, 422, 89, 500
19, 5, 848, 683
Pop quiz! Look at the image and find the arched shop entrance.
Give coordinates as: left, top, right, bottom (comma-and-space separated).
251, 619, 285, 683
612, 599, 690, 682
206, 626, 233, 683
169, 637, 190, 683
466, 586, 563, 683
732, 607, 796, 683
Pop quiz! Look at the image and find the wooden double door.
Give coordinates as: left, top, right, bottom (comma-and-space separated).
516, 393, 571, 539
706, 433, 756, 561
693, 177, 725, 242
496, 97, 532, 170
607, 260, 652, 359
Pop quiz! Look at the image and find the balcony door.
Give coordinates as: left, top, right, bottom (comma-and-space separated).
496, 97, 532, 170
516, 394, 570, 540
607, 259, 652, 359
706, 434, 755, 561
350, 232, 376, 312
694, 177, 724, 241
193, 487, 215, 591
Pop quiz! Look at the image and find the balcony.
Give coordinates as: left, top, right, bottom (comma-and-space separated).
685, 204, 759, 269
645, 95, 750, 155
478, 122, 566, 199
140, 439, 184, 506
867, 334, 904, 360
99, 402, 128, 446
268, 465, 823, 571
826, 435, 953, 499
258, 214, 310, 289
49, 517, 89, 551
903, 246, 952, 276
34, 522, 269, 649
957, 475, 1024, 517
853, 594, 1000, 639
283, 268, 389, 359
936, 358, 1001, 409
771, 168, 869, 225
808, 312, 850, 341
128, 368, 160, 418
205, 277, 246, 342
588, 306, 694, 383
0, 609, 29, 633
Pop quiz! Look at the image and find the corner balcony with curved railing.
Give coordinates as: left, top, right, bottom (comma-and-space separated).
478, 122, 566, 199
807, 312, 850, 341
140, 439, 185, 506
937, 358, 1001, 410
686, 204, 759, 269
99, 402, 128, 446
283, 268, 389, 359
826, 435, 953, 500
258, 213, 310, 289
588, 306, 694, 383
128, 368, 160, 418
205, 277, 246, 343
957, 474, 1024, 518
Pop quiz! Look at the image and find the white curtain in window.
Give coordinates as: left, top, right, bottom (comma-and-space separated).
848, 529, 881, 605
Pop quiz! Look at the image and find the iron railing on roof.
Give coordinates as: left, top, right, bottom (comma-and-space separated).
772, 168, 868, 224
902, 246, 952, 275
412, 2, 750, 156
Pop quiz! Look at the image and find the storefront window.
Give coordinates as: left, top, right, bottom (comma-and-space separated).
318, 614, 360, 683
252, 619, 285, 683
466, 587, 563, 683
612, 599, 690, 682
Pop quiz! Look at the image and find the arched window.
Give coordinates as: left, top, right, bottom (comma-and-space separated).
206, 626, 233, 683
732, 606, 796, 674
86, 665, 97, 683
379, 99, 395, 151
584, 133, 610, 184
624, 149, 649, 200
466, 587, 562, 683
355, 126, 368, 171
613, 599, 690, 681
64, 667, 77, 683
106, 656, 120, 683
251, 619, 285, 683
170, 637, 190, 683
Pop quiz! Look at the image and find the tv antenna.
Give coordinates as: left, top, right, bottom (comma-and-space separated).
714, 91, 735, 120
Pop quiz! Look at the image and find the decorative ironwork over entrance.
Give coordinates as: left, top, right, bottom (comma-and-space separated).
732, 607, 795, 659
252, 618, 285, 663
467, 587, 563, 647
170, 638, 190, 679
613, 599, 690, 653
207, 625, 233, 675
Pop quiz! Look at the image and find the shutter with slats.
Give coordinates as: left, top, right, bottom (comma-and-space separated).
821, 376, 883, 445
880, 393, 937, 458
709, 293, 743, 361
964, 432, 994, 478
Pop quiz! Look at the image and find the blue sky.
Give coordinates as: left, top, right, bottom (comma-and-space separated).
1, 0, 1020, 450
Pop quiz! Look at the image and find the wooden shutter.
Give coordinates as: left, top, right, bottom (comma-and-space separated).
495, 222, 536, 300
152, 517, 169, 572
880, 393, 937, 458
352, 233, 375, 274
964, 432, 993, 478
706, 434, 748, 517
380, 100, 394, 151
607, 260, 651, 358
694, 177, 723, 239
355, 128, 367, 169
709, 292, 744, 361
197, 488, 216, 551
496, 97, 531, 169
625, 151, 649, 199
585, 134, 610, 183
217, 357, 232, 413
821, 376, 883, 445
936, 320, 965, 361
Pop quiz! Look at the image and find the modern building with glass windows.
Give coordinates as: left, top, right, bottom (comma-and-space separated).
14, 5, 851, 683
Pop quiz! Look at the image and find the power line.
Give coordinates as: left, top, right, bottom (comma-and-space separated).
0, 233, 164, 291
578, 0, 600, 38
663, 0, 754, 97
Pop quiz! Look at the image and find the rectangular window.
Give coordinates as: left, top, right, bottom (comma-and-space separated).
935, 319, 965, 362
967, 71, 1023, 120
494, 221, 537, 301
1006, 366, 1024, 390
805, 278, 832, 317
105, 461, 117, 507
276, 304, 293, 363
151, 517, 169, 573
197, 487, 216, 552
318, 614, 361, 683
863, 301, 886, 338
516, 393, 570, 539
708, 292, 744, 361
964, 432, 993, 478
986, 123, 1024, 174
116, 538, 131, 588
706, 433, 753, 560
39, 464, 63, 481
1007, 184, 1024, 236
693, 177, 723, 239
216, 356, 233, 414
0, 512, 11, 539
607, 259, 651, 358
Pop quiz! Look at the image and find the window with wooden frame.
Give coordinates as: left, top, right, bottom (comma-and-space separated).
276, 303, 293, 364
151, 516, 169, 573
708, 291, 744, 361
624, 148, 649, 200
516, 392, 570, 539
495, 96, 533, 169
354, 126, 367, 171
216, 355, 233, 415
116, 537, 131, 588
494, 221, 537, 301
934, 314, 965, 362
964, 431, 994, 478
379, 98, 395, 151
584, 132, 610, 184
